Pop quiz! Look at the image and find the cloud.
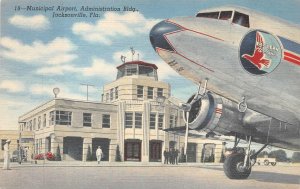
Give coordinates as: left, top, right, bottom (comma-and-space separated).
36, 65, 79, 75
9, 14, 50, 30
0, 80, 25, 93
30, 84, 85, 100
72, 12, 160, 45
154, 60, 181, 80
0, 98, 28, 130
82, 58, 117, 78
36, 57, 117, 80
0, 36, 77, 65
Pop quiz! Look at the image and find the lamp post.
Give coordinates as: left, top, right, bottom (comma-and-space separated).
18, 121, 26, 164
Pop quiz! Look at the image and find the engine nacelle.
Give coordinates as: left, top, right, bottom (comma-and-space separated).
184, 92, 244, 135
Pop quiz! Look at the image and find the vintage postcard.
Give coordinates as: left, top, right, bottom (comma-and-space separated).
0, 0, 299, 188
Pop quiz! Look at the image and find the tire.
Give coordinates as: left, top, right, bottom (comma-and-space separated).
271, 162, 276, 166
223, 153, 251, 179
264, 160, 269, 166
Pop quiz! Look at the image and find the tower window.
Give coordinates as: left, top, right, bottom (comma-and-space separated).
150, 113, 156, 129
147, 87, 154, 99
115, 87, 118, 99
110, 88, 114, 101
125, 112, 133, 128
157, 88, 163, 97
83, 113, 92, 127
137, 85, 144, 98
158, 114, 164, 130
102, 114, 110, 128
135, 112, 142, 128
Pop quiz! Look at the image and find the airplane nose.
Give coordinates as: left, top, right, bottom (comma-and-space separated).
149, 20, 181, 52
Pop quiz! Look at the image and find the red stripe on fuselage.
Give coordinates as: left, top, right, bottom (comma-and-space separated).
165, 20, 224, 42
284, 51, 300, 66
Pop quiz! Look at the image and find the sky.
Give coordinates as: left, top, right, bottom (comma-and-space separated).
1, 0, 300, 131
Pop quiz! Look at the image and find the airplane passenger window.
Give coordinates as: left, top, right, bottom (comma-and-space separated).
232, 11, 250, 27
196, 12, 219, 19
219, 11, 232, 20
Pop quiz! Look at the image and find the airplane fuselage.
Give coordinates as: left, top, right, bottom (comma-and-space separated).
150, 6, 300, 150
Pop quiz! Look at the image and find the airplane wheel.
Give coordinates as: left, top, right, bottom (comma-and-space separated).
271, 162, 276, 166
264, 160, 269, 166
223, 153, 251, 179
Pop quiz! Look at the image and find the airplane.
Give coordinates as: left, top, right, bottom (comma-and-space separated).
149, 5, 300, 179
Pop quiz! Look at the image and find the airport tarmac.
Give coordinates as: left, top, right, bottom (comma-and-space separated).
0, 163, 299, 189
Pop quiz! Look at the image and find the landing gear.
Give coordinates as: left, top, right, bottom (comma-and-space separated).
223, 135, 268, 179
224, 153, 251, 179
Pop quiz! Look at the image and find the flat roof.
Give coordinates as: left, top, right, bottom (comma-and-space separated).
117, 61, 158, 70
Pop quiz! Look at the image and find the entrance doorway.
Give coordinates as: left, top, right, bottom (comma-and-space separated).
202, 143, 216, 162
149, 141, 162, 162
169, 141, 176, 150
187, 143, 197, 162
124, 140, 141, 161
92, 138, 110, 161
46, 137, 51, 152
63, 137, 83, 161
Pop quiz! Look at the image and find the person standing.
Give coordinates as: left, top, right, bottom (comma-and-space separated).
175, 148, 179, 165
163, 148, 169, 164
96, 146, 103, 164
3, 140, 11, 170
170, 148, 175, 164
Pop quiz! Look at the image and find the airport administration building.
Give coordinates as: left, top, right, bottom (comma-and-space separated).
17, 61, 224, 163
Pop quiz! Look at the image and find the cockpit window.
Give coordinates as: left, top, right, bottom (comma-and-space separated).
196, 12, 219, 19
232, 11, 250, 27
219, 11, 232, 20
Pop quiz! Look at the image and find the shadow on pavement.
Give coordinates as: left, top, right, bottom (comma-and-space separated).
249, 171, 300, 184
198, 166, 299, 184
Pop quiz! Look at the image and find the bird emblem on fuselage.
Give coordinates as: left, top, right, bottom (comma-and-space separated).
242, 31, 271, 70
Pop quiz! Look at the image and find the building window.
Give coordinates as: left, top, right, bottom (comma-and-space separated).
157, 88, 163, 97
139, 65, 154, 77
29, 120, 33, 131
150, 113, 156, 129
43, 114, 46, 127
125, 112, 133, 128
158, 114, 164, 130
37, 116, 41, 130
169, 115, 175, 128
106, 93, 109, 102
102, 114, 110, 128
126, 64, 138, 76
137, 85, 144, 98
83, 113, 92, 127
50, 110, 72, 125
135, 112, 142, 128
110, 89, 114, 101
49, 111, 55, 126
33, 118, 36, 130
148, 87, 154, 99
115, 87, 118, 99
